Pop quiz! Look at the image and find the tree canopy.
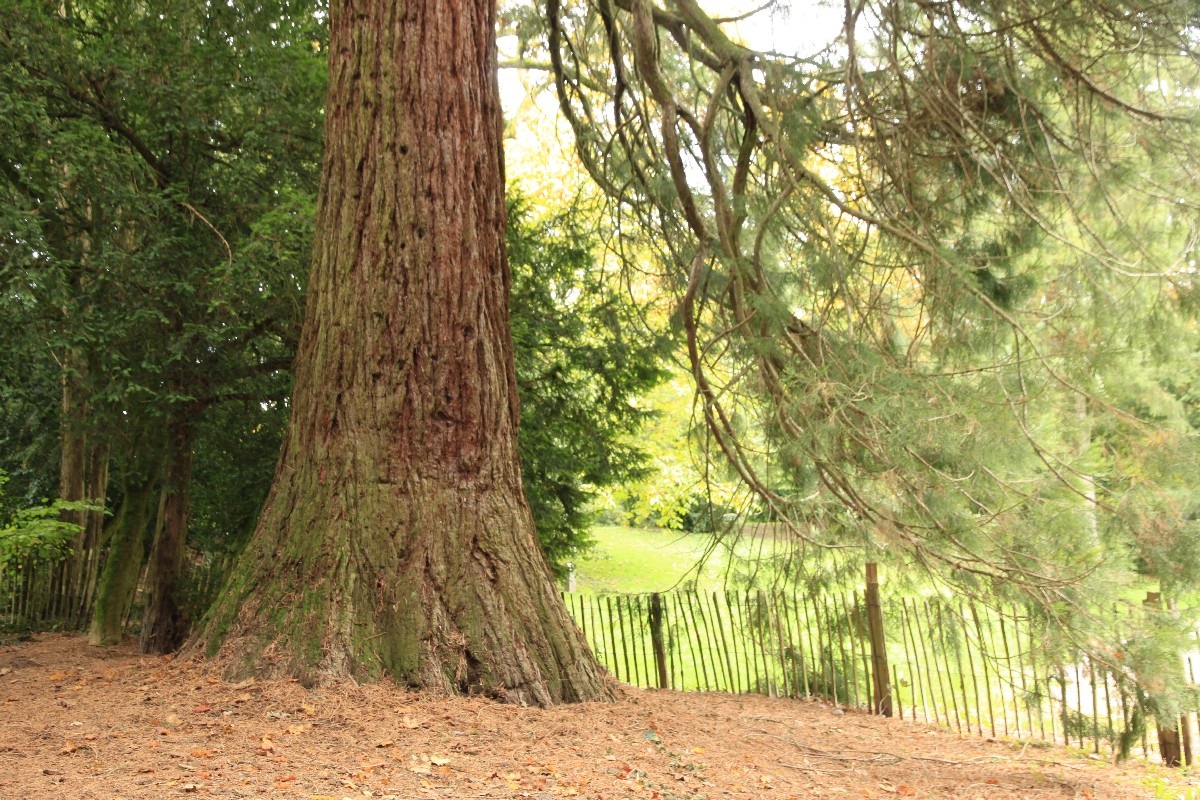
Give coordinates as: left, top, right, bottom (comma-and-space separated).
512, 0, 1200, 608
508, 196, 670, 575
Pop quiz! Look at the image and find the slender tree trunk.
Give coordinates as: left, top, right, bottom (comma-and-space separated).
189, 0, 612, 705
58, 359, 113, 625
88, 468, 157, 645
139, 415, 194, 653
59, 359, 88, 532
75, 440, 110, 624
59, 357, 89, 618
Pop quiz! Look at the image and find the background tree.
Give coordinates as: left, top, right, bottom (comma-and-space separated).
0, 0, 325, 644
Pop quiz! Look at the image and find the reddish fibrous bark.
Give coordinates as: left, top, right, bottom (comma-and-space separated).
190, 0, 613, 706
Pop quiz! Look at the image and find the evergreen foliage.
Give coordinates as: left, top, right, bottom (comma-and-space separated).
508, 196, 670, 575
530, 0, 1200, 722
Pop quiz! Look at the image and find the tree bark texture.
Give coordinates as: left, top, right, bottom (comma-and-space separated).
191, 0, 612, 705
59, 359, 88, 537
140, 416, 194, 653
60, 358, 90, 617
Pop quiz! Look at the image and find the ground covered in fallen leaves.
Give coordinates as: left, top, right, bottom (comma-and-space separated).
1, 634, 1196, 799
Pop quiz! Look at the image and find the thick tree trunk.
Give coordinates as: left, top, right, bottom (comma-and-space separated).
139, 417, 194, 653
190, 0, 611, 705
88, 470, 157, 646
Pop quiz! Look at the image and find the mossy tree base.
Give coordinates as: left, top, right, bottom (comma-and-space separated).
196, 476, 612, 705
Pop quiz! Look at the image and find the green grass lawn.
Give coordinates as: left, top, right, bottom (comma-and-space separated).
571, 524, 794, 594
571, 525, 708, 593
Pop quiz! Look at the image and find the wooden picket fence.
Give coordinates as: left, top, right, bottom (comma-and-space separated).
0, 550, 233, 635
0, 549, 102, 630
562, 572, 1200, 765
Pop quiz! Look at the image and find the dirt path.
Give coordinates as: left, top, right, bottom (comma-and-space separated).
0, 633, 1194, 799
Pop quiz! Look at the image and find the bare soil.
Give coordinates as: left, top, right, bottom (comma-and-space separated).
1, 633, 1194, 799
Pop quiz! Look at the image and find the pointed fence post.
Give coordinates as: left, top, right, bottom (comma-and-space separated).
649, 592, 669, 689
865, 563, 893, 716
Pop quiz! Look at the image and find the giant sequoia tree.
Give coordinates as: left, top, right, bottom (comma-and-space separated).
192, 0, 612, 704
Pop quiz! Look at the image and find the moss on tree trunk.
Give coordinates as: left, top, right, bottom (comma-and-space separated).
188, 0, 612, 705
88, 473, 156, 646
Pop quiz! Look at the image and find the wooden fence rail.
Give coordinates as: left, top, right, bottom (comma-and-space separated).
564, 588, 884, 705
0, 548, 102, 630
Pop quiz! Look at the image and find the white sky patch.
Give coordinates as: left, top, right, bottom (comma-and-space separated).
496, 33, 526, 115
721, 0, 843, 57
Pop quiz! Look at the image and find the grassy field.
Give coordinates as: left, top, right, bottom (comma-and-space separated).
571, 525, 706, 593
571, 524, 793, 594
